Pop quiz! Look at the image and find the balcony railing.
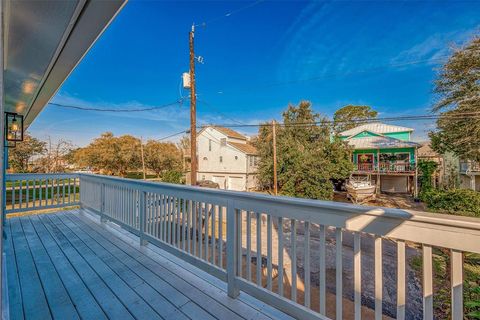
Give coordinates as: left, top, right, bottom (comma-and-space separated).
460, 161, 480, 173
5, 173, 480, 319
354, 162, 416, 173
5, 173, 80, 214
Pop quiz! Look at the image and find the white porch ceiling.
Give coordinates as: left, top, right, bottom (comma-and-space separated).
3, 0, 127, 127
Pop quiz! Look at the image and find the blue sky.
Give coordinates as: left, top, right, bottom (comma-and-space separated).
29, 0, 480, 146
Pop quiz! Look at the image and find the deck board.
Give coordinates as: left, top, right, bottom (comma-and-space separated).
6, 209, 291, 320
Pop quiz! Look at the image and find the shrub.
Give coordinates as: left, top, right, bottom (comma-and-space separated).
161, 170, 183, 184
421, 188, 480, 217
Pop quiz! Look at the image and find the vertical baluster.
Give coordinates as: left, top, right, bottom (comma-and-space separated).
246, 211, 252, 281
375, 237, 382, 320
182, 199, 187, 251
354, 233, 362, 320
39, 179, 43, 207
161, 195, 166, 242
51, 178, 54, 205
304, 221, 310, 308
56, 178, 60, 205
219, 206, 224, 268
187, 199, 192, 253
19, 179, 23, 209
256, 212, 262, 286
291, 219, 297, 302
277, 216, 284, 296
67, 178, 71, 203
25, 179, 30, 208
177, 198, 181, 247
451, 250, 463, 320
336, 227, 343, 320
237, 210, 242, 278
211, 204, 216, 263
267, 214, 273, 291
423, 245, 433, 320
33, 180, 36, 208
397, 240, 406, 320
62, 178, 65, 204
172, 197, 177, 245
205, 203, 210, 260
198, 202, 203, 259
193, 201, 197, 256
168, 196, 173, 244
11, 180, 15, 210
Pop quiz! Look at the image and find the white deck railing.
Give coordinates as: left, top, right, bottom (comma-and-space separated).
5, 173, 80, 214
7, 173, 480, 319
77, 173, 480, 320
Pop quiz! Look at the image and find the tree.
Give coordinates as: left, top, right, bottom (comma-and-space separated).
8, 132, 46, 172
33, 137, 74, 173
429, 37, 480, 161
143, 140, 182, 179
333, 105, 378, 133
72, 132, 141, 176
256, 101, 353, 200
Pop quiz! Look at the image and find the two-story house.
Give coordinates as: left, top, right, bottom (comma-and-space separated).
197, 126, 258, 191
339, 123, 420, 194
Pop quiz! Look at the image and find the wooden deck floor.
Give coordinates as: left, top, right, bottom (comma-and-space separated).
5, 209, 293, 320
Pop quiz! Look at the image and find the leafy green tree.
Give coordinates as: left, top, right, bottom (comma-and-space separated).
143, 140, 182, 178
73, 132, 141, 176
333, 105, 378, 133
430, 37, 480, 161
256, 101, 353, 200
8, 132, 46, 172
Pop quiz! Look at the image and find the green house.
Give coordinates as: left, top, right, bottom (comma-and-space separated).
339, 123, 420, 193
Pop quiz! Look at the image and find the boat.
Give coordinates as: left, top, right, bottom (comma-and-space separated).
346, 175, 376, 204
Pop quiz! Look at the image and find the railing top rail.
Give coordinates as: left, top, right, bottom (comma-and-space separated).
6, 172, 80, 180
79, 173, 480, 232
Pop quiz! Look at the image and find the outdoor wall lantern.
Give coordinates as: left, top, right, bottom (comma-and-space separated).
5, 112, 24, 142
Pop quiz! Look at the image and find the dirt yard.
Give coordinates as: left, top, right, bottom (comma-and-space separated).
334, 191, 428, 211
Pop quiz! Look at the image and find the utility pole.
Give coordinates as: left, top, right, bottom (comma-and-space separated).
140, 137, 146, 180
189, 24, 197, 186
272, 120, 278, 195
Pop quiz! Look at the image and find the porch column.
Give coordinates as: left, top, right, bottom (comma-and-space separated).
471, 175, 476, 191
0, 0, 4, 310
376, 148, 380, 194
414, 147, 418, 198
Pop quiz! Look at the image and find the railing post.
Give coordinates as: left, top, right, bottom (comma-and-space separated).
100, 183, 107, 223
139, 190, 148, 246
227, 200, 239, 298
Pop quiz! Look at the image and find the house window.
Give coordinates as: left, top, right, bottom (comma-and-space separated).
249, 156, 253, 166
235, 156, 238, 160
209, 139, 212, 151
220, 138, 226, 146
202, 175, 205, 180
203, 157, 208, 161
254, 156, 259, 166
219, 156, 223, 163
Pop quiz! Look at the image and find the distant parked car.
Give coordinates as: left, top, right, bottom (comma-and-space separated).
196, 180, 220, 189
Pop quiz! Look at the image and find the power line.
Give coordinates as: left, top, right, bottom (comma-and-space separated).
197, 99, 246, 125
193, 111, 480, 129
48, 99, 184, 112
158, 130, 188, 141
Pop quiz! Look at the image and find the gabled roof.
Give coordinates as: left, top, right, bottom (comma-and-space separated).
200, 126, 247, 140
228, 142, 257, 155
339, 123, 414, 137
346, 135, 419, 150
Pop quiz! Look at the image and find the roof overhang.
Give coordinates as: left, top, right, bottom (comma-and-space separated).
3, 0, 127, 127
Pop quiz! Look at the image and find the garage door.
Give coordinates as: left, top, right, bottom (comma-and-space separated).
228, 176, 244, 191
212, 176, 226, 189
381, 176, 408, 193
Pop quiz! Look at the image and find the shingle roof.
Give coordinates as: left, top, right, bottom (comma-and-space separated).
228, 142, 257, 155
212, 126, 247, 140
339, 123, 414, 137
346, 135, 419, 150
